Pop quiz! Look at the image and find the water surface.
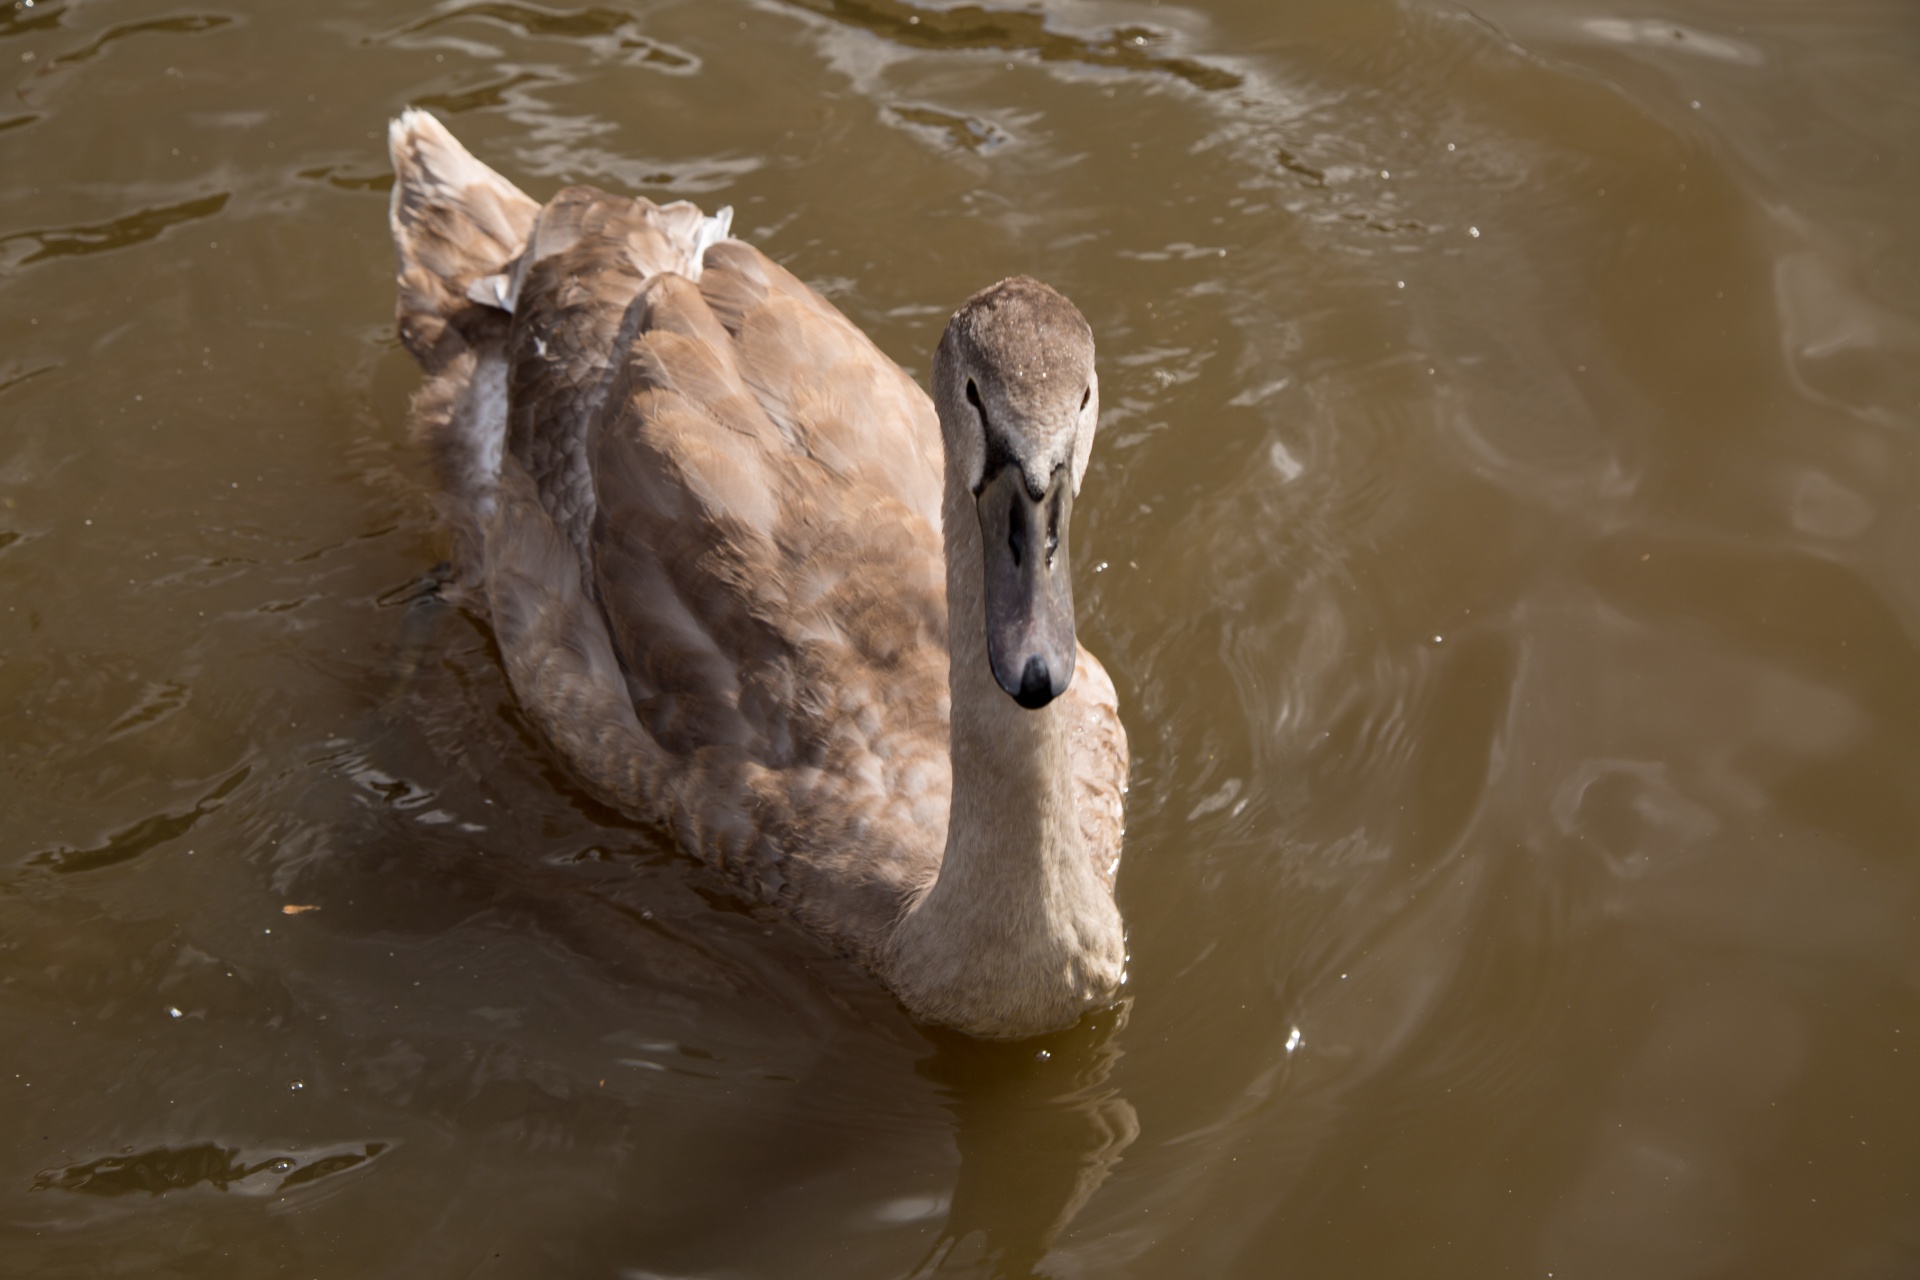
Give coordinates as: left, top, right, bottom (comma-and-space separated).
4, 0, 1919, 1275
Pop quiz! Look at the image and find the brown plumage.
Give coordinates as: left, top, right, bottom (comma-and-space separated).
388, 110, 1127, 1038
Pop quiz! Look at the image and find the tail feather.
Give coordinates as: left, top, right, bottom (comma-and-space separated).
388, 108, 539, 370
387, 111, 739, 602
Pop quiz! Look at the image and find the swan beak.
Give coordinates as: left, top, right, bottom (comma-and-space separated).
976, 463, 1076, 709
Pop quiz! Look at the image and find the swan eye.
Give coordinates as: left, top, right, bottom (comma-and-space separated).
1080, 386, 1091, 411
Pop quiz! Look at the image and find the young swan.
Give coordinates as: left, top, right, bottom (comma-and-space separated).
887, 280, 1126, 1037
386, 111, 1125, 1039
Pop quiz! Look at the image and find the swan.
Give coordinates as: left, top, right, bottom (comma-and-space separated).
386, 110, 1127, 1039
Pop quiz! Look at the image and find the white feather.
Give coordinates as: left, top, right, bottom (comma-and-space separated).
685, 206, 733, 280
466, 273, 514, 312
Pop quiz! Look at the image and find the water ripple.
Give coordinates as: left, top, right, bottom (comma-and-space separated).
45, 12, 231, 68
0, 192, 228, 271
774, 0, 1242, 92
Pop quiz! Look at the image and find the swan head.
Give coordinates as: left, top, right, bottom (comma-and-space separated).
932, 277, 1100, 711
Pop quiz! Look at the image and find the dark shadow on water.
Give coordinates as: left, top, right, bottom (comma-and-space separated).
47, 13, 232, 69
912, 1005, 1137, 1278
777, 0, 1242, 92
24, 765, 251, 876
0, 193, 228, 270
0, 0, 65, 42
415, 70, 555, 115
33, 1140, 389, 1198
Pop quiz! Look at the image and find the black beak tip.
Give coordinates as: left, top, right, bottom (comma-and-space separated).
1013, 655, 1059, 709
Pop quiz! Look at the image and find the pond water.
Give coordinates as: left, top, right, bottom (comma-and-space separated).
4, 0, 1919, 1275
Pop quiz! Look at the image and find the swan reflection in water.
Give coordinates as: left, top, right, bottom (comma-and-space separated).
910, 1005, 1137, 1277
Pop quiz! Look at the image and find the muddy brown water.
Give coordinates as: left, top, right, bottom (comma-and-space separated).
4, 0, 1919, 1275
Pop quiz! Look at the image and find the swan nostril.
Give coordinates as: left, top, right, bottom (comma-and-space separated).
1015, 656, 1055, 709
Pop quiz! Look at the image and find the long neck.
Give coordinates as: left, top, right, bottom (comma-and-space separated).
883, 462, 1124, 1039
939, 472, 1087, 930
